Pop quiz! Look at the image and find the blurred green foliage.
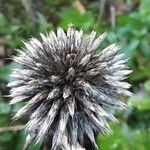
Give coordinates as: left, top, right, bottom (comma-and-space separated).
0, 0, 150, 150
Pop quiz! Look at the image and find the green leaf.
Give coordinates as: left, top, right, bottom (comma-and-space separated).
119, 39, 139, 60
128, 92, 150, 110
139, 0, 150, 15
37, 13, 53, 33
0, 132, 13, 142
144, 80, 150, 92
0, 115, 10, 126
0, 25, 19, 34
16, 133, 40, 150
129, 68, 150, 81
58, 9, 94, 30
140, 39, 150, 57
0, 12, 6, 26
117, 15, 130, 26
97, 123, 150, 150
0, 102, 11, 115
0, 62, 21, 82
4, 38, 22, 48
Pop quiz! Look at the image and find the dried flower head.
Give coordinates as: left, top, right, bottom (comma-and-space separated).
8, 26, 132, 150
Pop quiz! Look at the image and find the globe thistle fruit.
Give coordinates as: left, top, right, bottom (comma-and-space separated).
8, 26, 132, 150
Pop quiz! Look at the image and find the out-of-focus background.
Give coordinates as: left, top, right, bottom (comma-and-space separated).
0, 0, 150, 150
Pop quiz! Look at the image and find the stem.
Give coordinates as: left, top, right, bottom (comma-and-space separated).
72, 0, 86, 14
0, 125, 24, 132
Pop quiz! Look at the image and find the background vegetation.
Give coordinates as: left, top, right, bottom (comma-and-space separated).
0, 0, 150, 149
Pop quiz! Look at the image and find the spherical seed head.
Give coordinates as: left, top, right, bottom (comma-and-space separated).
8, 26, 132, 149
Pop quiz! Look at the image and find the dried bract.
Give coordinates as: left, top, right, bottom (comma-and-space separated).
8, 26, 132, 150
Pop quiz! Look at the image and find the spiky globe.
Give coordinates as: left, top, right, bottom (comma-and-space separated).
8, 26, 132, 150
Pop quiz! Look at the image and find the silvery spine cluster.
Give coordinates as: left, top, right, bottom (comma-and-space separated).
8, 26, 132, 150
